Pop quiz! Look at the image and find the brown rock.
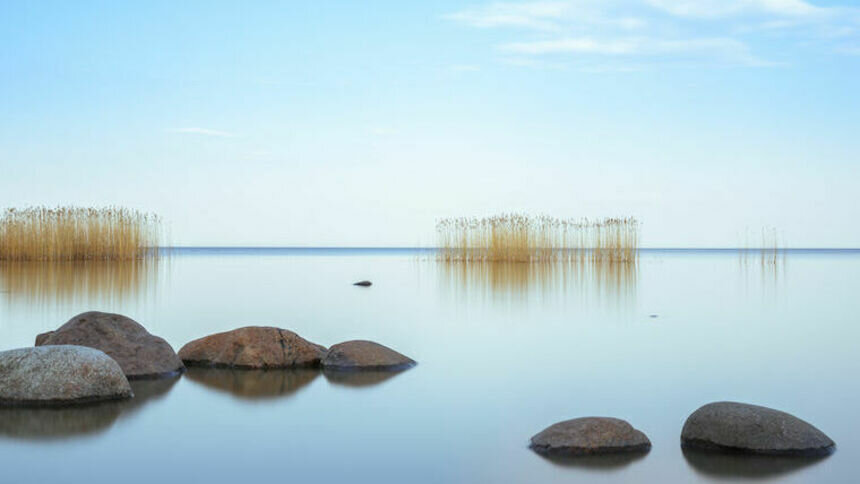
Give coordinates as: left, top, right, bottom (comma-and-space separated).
178, 326, 326, 369
530, 417, 651, 456
321, 340, 416, 371
35, 312, 184, 380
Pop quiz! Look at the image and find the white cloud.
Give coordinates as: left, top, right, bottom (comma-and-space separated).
447, 0, 860, 67
501, 36, 769, 65
645, 0, 825, 19
170, 127, 235, 138
445, 1, 571, 31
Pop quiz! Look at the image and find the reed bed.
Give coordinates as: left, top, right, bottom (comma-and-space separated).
0, 206, 161, 261
436, 214, 639, 263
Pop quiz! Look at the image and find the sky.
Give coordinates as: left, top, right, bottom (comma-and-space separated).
1, 0, 859, 247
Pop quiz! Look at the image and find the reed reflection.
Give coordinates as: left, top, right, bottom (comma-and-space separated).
0, 260, 160, 306
438, 260, 637, 305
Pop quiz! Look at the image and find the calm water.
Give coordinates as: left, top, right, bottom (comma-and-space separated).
0, 249, 858, 483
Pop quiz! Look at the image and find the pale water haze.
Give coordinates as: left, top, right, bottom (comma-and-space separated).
2, 1, 859, 247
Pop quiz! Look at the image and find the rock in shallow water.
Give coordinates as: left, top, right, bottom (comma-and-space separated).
681, 401, 835, 456
353, 280, 372, 287
530, 417, 651, 457
178, 326, 326, 369
0, 346, 132, 407
321, 340, 415, 371
36, 311, 184, 380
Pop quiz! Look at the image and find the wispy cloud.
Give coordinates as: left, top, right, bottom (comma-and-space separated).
447, 0, 860, 68
501, 36, 771, 65
170, 127, 236, 138
645, 0, 826, 19
444, 2, 571, 31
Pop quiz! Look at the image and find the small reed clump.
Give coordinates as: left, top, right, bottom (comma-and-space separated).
0, 206, 161, 261
436, 214, 639, 263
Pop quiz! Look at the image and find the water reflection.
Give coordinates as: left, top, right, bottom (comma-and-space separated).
323, 369, 407, 388
184, 368, 320, 400
0, 377, 178, 440
682, 447, 827, 479
438, 261, 637, 303
535, 452, 648, 471
0, 260, 160, 306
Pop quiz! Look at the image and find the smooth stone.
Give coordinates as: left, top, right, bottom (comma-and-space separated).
530, 417, 651, 456
681, 401, 835, 456
321, 340, 416, 371
36, 311, 184, 380
353, 280, 372, 287
178, 326, 326, 369
0, 346, 132, 407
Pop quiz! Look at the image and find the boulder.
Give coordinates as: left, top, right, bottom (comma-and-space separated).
178, 326, 326, 369
681, 401, 835, 456
35, 311, 184, 379
353, 281, 372, 287
530, 417, 651, 456
0, 346, 132, 407
321, 340, 415, 371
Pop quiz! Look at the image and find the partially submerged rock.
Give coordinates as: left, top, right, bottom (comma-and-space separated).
0, 346, 132, 407
178, 326, 326, 369
36, 311, 184, 379
321, 340, 415, 371
530, 417, 651, 457
353, 280, 372, 287
681, 401, 835, 456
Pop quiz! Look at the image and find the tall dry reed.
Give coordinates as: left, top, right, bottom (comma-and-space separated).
436, 214, 639, 263
0, 206, 161, 261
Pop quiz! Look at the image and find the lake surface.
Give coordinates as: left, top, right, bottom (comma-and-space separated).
0, 248, 858, 483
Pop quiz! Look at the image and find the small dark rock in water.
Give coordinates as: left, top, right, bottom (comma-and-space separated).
530, 417, 651, 456
0, 346, 132, 407
179, 326, 327, 369
681, 402, 835, 456
353, 280, 372, 287
36, 311, 184, 380
322, 340, 415, 371
649, 314, 658, 318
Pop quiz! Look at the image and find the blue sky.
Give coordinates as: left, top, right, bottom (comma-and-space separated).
1, 0, 859, 247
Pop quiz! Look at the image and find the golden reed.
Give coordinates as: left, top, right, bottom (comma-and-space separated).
436, 214, 639, 263
0, 206, 161, 261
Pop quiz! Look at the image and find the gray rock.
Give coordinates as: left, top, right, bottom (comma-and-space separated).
321, 340, 415, 371
353, 280, 372, 287
681, 401, 835, 456
0, 346, 132, 407
530, 417, 651, 456
36, 311, 184, 379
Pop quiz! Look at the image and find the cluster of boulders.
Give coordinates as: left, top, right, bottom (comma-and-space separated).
0, 311, 415, 408
530, 402, 835, 460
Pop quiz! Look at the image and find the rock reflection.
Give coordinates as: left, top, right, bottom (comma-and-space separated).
536, 452, 648, 471
0, 376, 178, 440
683, 447, 827, 479
184, 368, 320, 400
0, 260, 160, 306
323, 369, 406, 388
438, 260, 637, 303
